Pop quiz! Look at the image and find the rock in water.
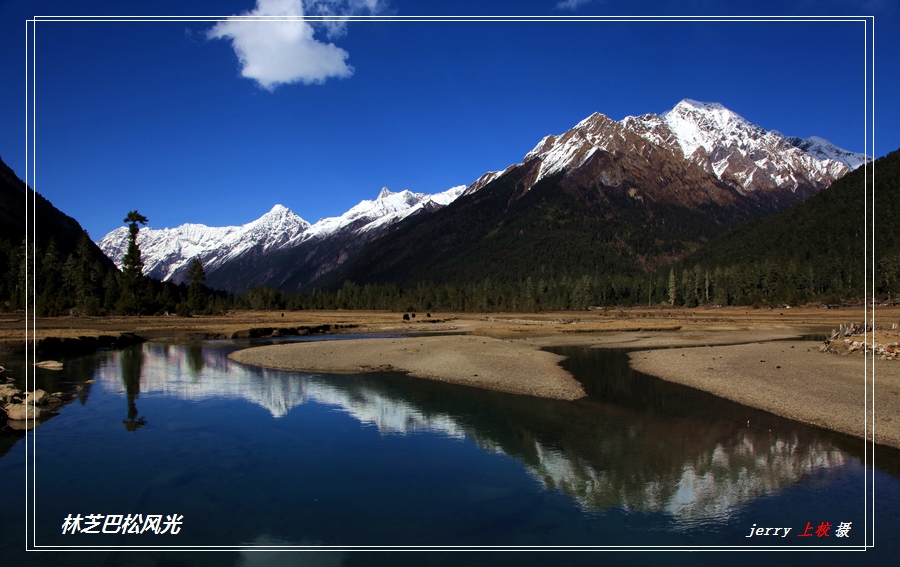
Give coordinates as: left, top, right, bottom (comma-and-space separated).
24, 389, 50, 405
4, 403, 43, 420
35, 361, 64, 370
0, 385, 22, 402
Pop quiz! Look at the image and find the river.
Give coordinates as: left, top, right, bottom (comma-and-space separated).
1, 336, 897, 565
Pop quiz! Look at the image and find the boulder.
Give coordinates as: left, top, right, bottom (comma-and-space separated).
24, 389, 50, 405
4, 403, 43, 420
35, 360, 64, 370
0, 385, 22, 403
6, 420, 35, 431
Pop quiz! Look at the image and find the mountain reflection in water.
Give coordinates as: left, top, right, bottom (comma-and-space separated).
3, 335, 898, 564
84, 340, 863, 528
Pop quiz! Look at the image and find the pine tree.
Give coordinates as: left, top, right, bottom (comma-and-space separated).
117, 211, 149, 315
122, 211, 147, 277
157, 284, 176, 315
187, 257, 207, 315
102, 269, 120, 312
72, 232, 103, 315
668, 268, 676, 306
38, 238, 61, 316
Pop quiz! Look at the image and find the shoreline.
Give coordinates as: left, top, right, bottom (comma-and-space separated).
4, 307, 899, 448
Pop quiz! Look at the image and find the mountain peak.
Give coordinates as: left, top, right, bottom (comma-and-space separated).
662, 99, 748, 132
257, 204, 308, 230
510, 99, 863, 200
377, 187, 392, 200
674, 99, 727, 112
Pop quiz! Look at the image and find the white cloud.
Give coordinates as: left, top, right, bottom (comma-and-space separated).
555, 0, 595, 10
208, 0, 383, 90
307, 0, 386, 38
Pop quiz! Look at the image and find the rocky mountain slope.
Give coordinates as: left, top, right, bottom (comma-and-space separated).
490, 98, 864, 204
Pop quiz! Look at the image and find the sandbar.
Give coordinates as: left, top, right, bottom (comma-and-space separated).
629, 341, 900, 449
229, 335, 587, 401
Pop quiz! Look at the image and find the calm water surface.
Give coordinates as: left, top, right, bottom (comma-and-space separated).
1, 336, 898, 566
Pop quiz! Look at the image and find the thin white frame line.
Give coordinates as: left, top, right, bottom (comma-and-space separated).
31, 14, 872, 18
29, 15, 37, 554
26, 14, 877, 20
869, 15, 876, 550
27, 17, 871, 22
862, 18, 867, 551
24, 549, 875, 553
24, 16, 30, 557
30, 14, 872, 17
30, 544, 872, 549
33, 14, 39, 553
23, 13, 877, 552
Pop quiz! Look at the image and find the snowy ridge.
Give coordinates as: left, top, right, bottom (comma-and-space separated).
523, 98, 866, 195
655, 99, 850, 193
97, 185, 466, 284
97, 204, 310, 282
464, 166, 515, 196
782, 134, 871, 170
524, 112, 623, 182
303, 185, 466, 240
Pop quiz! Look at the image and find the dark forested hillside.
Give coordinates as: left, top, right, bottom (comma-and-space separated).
1, 157, 116, 313
315, 158, 760, 290
668, 148, 898, 305
299, 148, 896, 310
0, 157, 114, 268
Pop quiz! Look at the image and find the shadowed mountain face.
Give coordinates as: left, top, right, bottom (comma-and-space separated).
0, 156, 114, 269
317, 158, 773, 288
668, 148, 898, 300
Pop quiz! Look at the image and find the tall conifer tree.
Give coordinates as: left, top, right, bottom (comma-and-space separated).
117, 211, 149, 315
187, 257, 207, 314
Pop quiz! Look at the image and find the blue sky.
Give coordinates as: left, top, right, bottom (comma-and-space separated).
0, 1, 894, 241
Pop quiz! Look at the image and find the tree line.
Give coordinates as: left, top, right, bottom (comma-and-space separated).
233, 249, 889, 313
4, 238, 888, 317
1, 211, 228, 317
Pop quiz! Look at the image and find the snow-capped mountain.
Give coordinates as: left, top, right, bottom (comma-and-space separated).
303, 185, 465, 241
326, 100, 871, 286
97, 99, 869, 292
783, 134, 871, 170
98, 204, 311, 283
527, 98, 861, 198
97, 185, 466, 287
